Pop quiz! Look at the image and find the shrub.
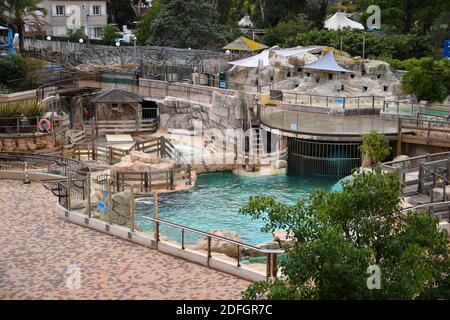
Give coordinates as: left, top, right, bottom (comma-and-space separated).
101, 25, 121, 46
284, 29, 433, 60
0, 102, 48, 119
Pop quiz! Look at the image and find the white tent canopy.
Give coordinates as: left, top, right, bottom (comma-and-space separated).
238, 14, 254, 28
228, 47, 319, 68
303, 51, 352, 73
324, 11, 364, 30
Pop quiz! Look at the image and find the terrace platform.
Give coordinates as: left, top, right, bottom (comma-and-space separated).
260, 105, 400, 141
0, 180, 249, 299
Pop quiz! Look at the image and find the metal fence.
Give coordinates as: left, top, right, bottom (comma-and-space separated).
288, 138, 361, 177
282, 92, 385, 110
0, 116, 43, 134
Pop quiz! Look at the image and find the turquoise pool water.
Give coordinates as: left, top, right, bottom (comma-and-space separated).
135, 172, 337, 245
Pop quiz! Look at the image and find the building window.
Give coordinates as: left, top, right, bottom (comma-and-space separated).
91, 27, 102, 39
53, 5, 65, 16
328, 74, 333, 80
363, 86, 368, 91
92, 5, 101, 15
350, 74, 355, 78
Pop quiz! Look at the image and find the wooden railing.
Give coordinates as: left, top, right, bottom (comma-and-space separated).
113, 170, 176, 192
94, 119, 157, 135
70, 136, 192, 190
382, 152, 450, 215
397, 117, 450, 154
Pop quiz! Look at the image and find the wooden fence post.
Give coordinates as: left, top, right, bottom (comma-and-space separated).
130, 185, 135, 232
86, 172, 91, 218
154, 191, 159, 249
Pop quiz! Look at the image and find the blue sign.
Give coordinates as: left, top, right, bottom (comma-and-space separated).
444, 40, 450, 58
336, 98, 344, 106
219, 81, 227, 89
97, 200, 106, 213
290, 123, 298, 130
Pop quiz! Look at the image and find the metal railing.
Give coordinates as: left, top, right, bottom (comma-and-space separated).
282, 92, 385, 110
259, 105, 398, 137
0, 115, 44, 134
142, 215, 283, 280
382, 101, 450, 117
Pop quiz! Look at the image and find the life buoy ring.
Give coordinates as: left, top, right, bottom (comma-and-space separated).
38, 118, 52, 133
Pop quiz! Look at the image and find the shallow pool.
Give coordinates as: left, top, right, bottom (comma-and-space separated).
135, 172, 337, 245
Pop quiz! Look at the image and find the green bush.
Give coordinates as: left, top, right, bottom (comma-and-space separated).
67, 27, 87, 43
0, 55, 26, 86
402, 57, 449, 103
359, 130, 392, 164
0, 102, 48, 119
264, 14, 313, 47
101, 25, 121, 46
284, 29, 433, 60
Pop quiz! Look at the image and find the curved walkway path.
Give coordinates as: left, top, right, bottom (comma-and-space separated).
0, 180, 249, 299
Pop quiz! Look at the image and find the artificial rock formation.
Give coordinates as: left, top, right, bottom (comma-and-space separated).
111, 151, 174, 174
194, 229, 242, 258
227, 46, 404, 101
0, 134, 54, 152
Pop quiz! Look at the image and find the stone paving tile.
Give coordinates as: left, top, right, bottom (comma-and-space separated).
0, 180, 249, 300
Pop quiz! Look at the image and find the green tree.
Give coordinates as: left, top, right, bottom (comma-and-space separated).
402, 57, 449, 104
264, 14, 313, 46
0, 54, 25, 85
107, 0, 136, 26
240, 168, 450, 299
284, 29, 432, 60
101, 25, 121, 45
67, 27, 87, 43
148, 0, 226, 49
0, 0, 46, 52
359, 130, 391, 165
358, 0, 450, 34
135, 0, 163, 45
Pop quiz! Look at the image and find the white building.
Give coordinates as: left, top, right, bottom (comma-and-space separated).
25, 0, 108, 39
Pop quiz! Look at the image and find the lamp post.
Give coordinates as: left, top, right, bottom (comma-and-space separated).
86, 13, 91, 45
116, 41, 124, 66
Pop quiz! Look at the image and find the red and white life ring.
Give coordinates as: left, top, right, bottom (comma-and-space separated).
37, 118, 52, 133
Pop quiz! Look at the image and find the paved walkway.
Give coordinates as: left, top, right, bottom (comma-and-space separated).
0, 180, 249, 299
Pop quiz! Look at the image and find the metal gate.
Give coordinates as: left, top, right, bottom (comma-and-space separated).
288, 138, 361, 177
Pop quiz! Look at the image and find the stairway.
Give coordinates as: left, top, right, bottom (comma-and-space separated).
251, 125, 263, 157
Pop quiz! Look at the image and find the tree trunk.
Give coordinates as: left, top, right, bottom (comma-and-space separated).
258, 0, 266, 23
18, 23, 25, 53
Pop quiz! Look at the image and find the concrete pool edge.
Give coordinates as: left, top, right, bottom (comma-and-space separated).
57, 204, 268, 282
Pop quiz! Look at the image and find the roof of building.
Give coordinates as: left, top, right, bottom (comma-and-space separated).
303, 51, 352, 73
92, 89, 142, 103
223, 36, 268, 52
228, 47, 319, 68
324, 11, 364, 30
238, 14, 254, 28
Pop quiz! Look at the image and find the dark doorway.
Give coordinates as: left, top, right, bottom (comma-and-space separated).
141, 100, 159, 119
